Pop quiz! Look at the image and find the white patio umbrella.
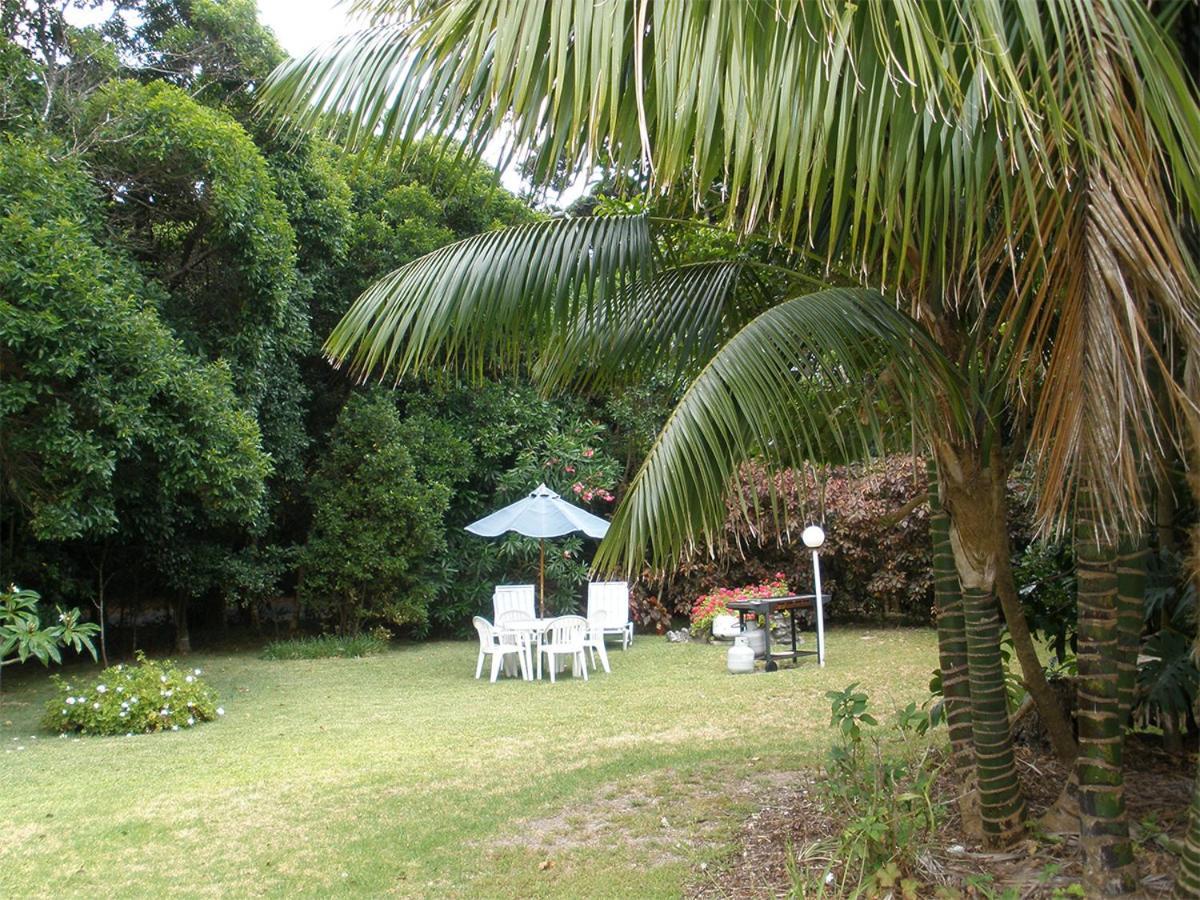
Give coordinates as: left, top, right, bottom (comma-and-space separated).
465, 483, 610, 616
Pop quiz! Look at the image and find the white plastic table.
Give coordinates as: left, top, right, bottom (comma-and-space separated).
498, 618, 605, 679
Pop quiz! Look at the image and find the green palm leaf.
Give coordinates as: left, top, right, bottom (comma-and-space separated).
594, 288, 953, 573
325, 214, 654, 381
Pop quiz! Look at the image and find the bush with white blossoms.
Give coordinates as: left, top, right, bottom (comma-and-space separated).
44, 651, 221, 736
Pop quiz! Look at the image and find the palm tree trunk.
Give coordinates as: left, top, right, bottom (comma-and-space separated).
927, 459, 982, 837
1178, 743, 1200, 898
1075, 486, 1137, 895
1115, 533, 1147, 727
936, 441, 1027, 848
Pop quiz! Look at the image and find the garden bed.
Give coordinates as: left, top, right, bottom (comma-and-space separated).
688, 739, 1190, 897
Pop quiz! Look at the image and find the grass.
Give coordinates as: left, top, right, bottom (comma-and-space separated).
260, 633, 388, 660
0, 628, 938, 898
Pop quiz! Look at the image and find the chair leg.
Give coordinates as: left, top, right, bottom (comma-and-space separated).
579, 650, 588, 681
597, 641, 610, 674
476, 650, 484, 679
548, 653, 556, 683
517, 644, 529, 681
536, 648, 543, 681
490, 652, 502, 683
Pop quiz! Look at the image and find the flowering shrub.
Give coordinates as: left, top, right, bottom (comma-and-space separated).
45, 652, 221, 736
690, 574, 790, 635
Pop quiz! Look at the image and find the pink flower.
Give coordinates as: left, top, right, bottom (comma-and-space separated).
583, 491, 594, 501
572, 482, 584, 494
565, 465, 575, 473
582, 449, 594, 458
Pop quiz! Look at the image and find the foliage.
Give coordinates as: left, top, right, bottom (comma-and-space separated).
300, 391, 450, 635
260, 631, 389, 661
1013, 539, 1077, 664
1138, 555, 1198, 721
646, 456, 931, 628
0, 584, 98, 670
45, 651, 220, 735
804, 683, 944, 898
688, 574, 789, 636
0, 134, 269, 542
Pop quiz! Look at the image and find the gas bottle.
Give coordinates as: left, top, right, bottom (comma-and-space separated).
727, 636, 755, 674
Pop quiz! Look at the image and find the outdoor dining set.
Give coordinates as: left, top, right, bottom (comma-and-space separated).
472, 581, 633, 683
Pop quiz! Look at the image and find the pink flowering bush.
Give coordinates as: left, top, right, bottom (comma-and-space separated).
689, 573, 789, 635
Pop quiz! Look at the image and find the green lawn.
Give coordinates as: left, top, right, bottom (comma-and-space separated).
1, 628, 938, 898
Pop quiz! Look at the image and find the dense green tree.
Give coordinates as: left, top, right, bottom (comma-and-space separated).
0, 134, 268, 544
300, 391, 450, 635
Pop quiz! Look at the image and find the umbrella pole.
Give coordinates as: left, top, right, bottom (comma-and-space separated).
539, 539, 546, 617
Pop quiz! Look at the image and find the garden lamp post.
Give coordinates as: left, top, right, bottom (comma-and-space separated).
802, 525, 826, 667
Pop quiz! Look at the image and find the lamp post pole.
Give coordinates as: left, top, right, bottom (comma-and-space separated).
802, 525, 826, 667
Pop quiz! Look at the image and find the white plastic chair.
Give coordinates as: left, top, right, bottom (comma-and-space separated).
537, 615, 589, 683
584, 616, 612, 674
493, 584, 536, 621
473, 616, 529, 683
586, 581, 633, 649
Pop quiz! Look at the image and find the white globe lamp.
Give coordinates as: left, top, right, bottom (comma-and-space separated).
802, 525, 825, 549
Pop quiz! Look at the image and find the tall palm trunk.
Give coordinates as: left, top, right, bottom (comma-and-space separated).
1075, 486, 1137, 894
936, 440, 1027, 848
1114, 533, 1147, 726
1179, 766, 1200, 898
927, 459, 982, 837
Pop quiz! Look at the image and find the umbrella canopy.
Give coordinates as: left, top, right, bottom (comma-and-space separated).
466, 483, 610, 540
465, 483, 610, 615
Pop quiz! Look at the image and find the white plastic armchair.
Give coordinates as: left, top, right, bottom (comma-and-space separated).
587, 581, 633, 649
472, 616, 529, 683
493, 584, 536, 621
583, 616, 611, 674
537, 615, 589, 683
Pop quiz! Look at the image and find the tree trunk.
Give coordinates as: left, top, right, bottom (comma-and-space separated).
1115, 534, 1147, 727
1075, 487, 1137, 895
936, 440, 1027, 848
1178, 761, 1200, 898
994, 533, 1079, 762
928, 459, 982, 838
174, 597, 191, 654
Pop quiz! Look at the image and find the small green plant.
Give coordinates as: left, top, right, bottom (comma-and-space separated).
261, 632, 388, 661
46, 651, 220, 736
1, 584, 99, 671
802, 683, 944, 897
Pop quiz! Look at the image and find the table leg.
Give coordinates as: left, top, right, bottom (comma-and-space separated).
763, 603, 777, 671
790, 612, 798, 662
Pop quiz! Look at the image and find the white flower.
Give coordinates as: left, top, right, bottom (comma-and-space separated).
193, 668, 202, 676
66, 697, 76, 706
116, 686, 124, 693
185, 675, 194, 683
160, 675, 167, 683
160, 708, 169, 716
61, 709, 67, 715
187, 716, 195, 726
92, 702, 100, 710
130, 696, 139, 704
96, 685, 107, 694
216, 707, 225, 716
126, 733, 132, 737
171, 725, 179, 732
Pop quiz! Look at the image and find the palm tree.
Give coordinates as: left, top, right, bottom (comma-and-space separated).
263, 0, 1200, 880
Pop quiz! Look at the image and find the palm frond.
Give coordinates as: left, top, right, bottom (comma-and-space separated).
593, 288, 954, 573
324, 214, 654, 381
